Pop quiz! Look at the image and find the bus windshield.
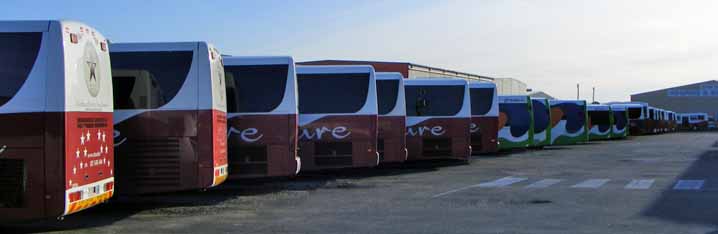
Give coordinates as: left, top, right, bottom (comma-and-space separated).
224, 64, 289, 113
297, 73, 369, 114
111, 51, 193, 109
0, 32, 42, 107
406, 85, 465, 116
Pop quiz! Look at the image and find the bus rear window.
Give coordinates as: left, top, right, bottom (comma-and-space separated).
405, 85, 465, 116
297, 73, 369, 114
589, 111, 611, 125
110, 51, 193, 109
224, 64, 289, 113
628, 108, 641, 119
470, 88, 494, 116
0, 32, 42, 107
377, 80, 399, 115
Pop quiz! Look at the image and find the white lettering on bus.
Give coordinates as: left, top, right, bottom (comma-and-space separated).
227, 127, 264, 143
407, 126, 446, 136
299, 126, 351, 140
113, 130, 126, 147
470, 123, 479, 133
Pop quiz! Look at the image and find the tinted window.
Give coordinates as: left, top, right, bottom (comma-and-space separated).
470, 88, 494, 116
589, 110, 611, 126
297, 73, 369, 114
224, 64, 289, 113
406, 85, 465, 116
500, 103, 531, 137
377, 80, 399, 115
532, 100, 549, 132
554, 103, 586, 133
110, 51, 193, 109
614, 111, 627, 130
649, 109, 655, 120
0, 32, 42, 107
628, 108, 642, 119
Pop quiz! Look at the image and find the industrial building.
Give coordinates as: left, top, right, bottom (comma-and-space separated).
494, 78, 529, 95
529, 91, 555, 100
631, 80, 718, 119
298, 60, 493, 82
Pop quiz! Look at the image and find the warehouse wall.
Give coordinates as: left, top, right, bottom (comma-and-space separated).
494, 78, 528, 95
631, 80, 718, 119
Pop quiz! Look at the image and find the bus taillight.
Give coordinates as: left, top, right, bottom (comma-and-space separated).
69, 191, 82, 202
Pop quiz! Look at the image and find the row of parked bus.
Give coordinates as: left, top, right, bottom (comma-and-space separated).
0, 20, 710, 223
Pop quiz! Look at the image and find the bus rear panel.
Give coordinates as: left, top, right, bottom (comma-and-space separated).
224, 56, 300, 178
469, 82, 499, 154
110, 42, 227, 195
376, 72, 407, 163
296, 66, 379, 171
497, 96, 534, 150
0, 20, 114, 222
405, 79, 471, 161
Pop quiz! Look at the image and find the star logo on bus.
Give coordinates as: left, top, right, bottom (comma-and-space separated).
80, 135, 85, 145
76, 148, 80, 158
86, 131, 91, 142
97, 130, 102, 140
87, 61, 97, 82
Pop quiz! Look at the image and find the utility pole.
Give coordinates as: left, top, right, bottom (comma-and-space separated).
592, 87, 596, 103
576, 83, 580, 100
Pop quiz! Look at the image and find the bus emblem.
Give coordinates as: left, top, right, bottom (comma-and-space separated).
83, 42, 101, 97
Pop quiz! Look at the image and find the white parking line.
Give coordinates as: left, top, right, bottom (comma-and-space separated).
525, 179, 563, 188
673, 180, 704, 190
477, 177, 528, 188
571, 179, 610, 188
625, 179, 655, 189
431, 177, 527, 198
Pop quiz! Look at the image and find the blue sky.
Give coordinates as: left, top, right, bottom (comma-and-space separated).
3, 0, 718, 101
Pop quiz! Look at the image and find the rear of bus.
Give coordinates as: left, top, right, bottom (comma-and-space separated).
497, 96, 533, 150
530, 98, 551, 147
609, 105, 629, 138
223, 56, 300, 178
295, 65, 379, 171
469, 82, 499, 154
549, 100, 589, 145
0, 21, 114, 222
375, 72, 407, 163
625, 103, 648, 135
587, 104, 612, 140
404, 79, 471, 161
110, 42, 227, 195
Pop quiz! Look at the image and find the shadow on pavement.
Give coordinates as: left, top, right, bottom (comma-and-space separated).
642, 150, 718, 232
0, 158, 454, 233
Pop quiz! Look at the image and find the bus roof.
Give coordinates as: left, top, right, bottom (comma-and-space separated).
375, 72, 403, 80
587, 104, 610, 111
223, 56, 294, 66
404, 78, 468, 86
468, 81, 496, 89
0, 20, 51, 32
296, 65, 374, 74
550, 99, 587, 105
110, 41, 208, 52
498, 95, 529, 103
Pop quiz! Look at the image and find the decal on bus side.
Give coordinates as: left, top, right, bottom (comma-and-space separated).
470, 123, 479, 133
407, 126, 446, 137
113, 130, 126, 147
227, 127, 264, 143
299, 126, 351, 140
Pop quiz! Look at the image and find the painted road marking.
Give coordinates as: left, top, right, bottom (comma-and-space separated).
431, 177, 527, 198
525, 179, 563, 188
625, 179, 655, 190
571, 179, 610, 188
673, 180, 704, 190
477, 177, 528, 188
